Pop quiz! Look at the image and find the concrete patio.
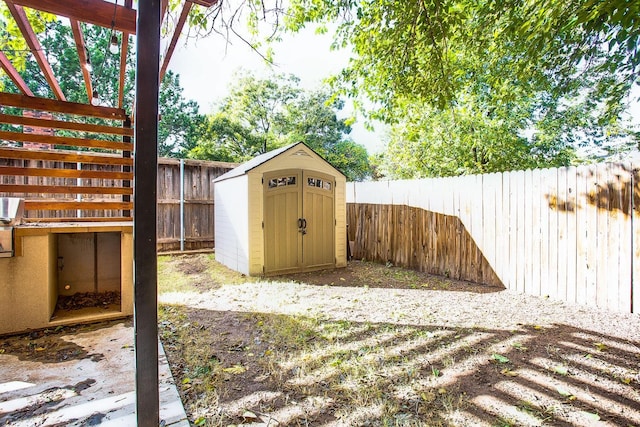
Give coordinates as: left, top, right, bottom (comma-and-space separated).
0, 319, 188, 426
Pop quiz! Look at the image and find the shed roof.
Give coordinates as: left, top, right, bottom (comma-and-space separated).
213, 141, 344, 183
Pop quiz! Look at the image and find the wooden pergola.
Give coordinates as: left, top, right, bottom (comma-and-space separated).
0, 0, 216, 424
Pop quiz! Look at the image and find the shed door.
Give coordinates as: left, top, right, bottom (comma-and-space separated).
263, 170, 335, 274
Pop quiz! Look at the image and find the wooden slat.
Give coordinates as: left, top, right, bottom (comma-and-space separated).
190, 0, 218, 7
5, 2, 66, 101
556, 167, 569, 301
0, 147, 133, 166
633, 163, 640, 313
69, 19, 93, 104
23, 216, 132, 223
540, 169, 562, 298
0, 51, 34, 96
565, 166, 578, 305
0, 92, 127, 120
0, 130, 131, 151
24, 200, 133, 211
0, 113, 134, 136
584, 164, 598, 308
160, 1, 192, 83
0, 184, 133, 195
11, 0, 137, 34
575, 166, 588, 306
0, 166, 133, 180
595, 163, 609, 309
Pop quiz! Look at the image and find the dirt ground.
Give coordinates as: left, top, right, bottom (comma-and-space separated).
157, 254, 640, 427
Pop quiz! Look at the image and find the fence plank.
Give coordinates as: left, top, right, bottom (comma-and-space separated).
633, 163, 640, 313
595, 163, 610, 308
531, 168, 542, 297
565, 166, 578, 305
540, 169, 558, 297
557, 167, 569, 302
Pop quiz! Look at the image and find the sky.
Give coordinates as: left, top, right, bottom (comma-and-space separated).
167, 25, 387, 154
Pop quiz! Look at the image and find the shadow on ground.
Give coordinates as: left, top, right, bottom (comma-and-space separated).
160, 306, 639, 426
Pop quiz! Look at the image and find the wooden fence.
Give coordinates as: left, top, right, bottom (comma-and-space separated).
347, 162, 639, 313
0, 151, 235, 251
157, 158, 235, 252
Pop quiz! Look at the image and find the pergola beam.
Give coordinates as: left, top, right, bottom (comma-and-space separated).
5, 1, 66, 101
0, 51, 33, 96
0, 92, 127, 120
69, 19, 93, 105
159, 1, 192, 83
10, 0, 137, 34
118, 0, 133, 109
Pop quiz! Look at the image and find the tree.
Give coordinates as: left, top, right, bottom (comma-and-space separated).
158, 71, 206, 157
189, 72, 372, 180
285, 0, 640, 174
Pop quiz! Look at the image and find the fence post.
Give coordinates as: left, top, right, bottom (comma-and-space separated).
180, 158, 185, 252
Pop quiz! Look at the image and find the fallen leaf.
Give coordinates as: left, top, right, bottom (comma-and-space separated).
501, 368, 518, 377
242, 410, 259, 421
492, 354, 510, 364
556, 387, 575, 400
533, 325, 543, 330
593, 342, 607, 352
621, 377, 632, 384
35, 347, 46, 352
512, 343, 528, 351
553, 366, 568, 375
193, 417, 206, 426
223, 364, 247, 374
182, 377, 191, 384
438, 387, 447, 394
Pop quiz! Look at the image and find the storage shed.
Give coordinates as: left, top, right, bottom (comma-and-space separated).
214, 142, 347, 276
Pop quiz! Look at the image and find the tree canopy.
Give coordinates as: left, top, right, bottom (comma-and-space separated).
285, 0, 640, 176
188, 72, 372, 180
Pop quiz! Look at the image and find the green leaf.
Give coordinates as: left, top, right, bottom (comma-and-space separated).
492, 354, 510, 364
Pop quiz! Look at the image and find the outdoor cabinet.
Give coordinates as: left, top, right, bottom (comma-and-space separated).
0, 223, 133, 335
214, 142, 347, 276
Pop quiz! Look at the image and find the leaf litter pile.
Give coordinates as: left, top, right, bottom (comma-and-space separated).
158, 254, 640, 426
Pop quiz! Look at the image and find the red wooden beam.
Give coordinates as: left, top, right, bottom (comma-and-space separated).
159, 1, 192, 83
118, 0, 133, 109
10, 0, 137, 34
0, 51, 34, 96
0, 92, 127, 121
69, 19, 93, 104
5, 1, 66, 101
191, 0, 218, 7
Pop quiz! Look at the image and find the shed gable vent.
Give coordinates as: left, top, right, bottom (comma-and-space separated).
292, 149, 311, 157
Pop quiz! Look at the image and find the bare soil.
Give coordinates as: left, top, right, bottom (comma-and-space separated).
158, 255, 640, 426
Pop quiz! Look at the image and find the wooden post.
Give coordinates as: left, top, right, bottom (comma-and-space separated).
134, 0, 160, 425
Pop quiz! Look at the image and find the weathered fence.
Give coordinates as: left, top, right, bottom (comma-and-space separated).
0, 152, 235, 251
157, 158, 235, 252
347, 162, 639, 313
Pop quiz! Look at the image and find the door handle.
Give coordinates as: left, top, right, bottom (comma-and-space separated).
298, 218, 307, 235
298, 218, 303, 229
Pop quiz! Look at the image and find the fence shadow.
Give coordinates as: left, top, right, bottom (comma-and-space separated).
160, 306, 640, 426
347, 204, 503, 288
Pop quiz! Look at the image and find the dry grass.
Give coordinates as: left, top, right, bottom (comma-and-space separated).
157, 255, 640, 426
